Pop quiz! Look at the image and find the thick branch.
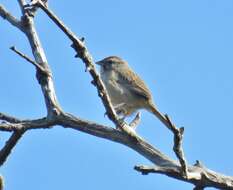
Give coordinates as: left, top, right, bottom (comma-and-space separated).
0, 113, 232, 189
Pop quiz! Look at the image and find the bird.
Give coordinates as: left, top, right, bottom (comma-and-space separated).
96, 56, 170, 128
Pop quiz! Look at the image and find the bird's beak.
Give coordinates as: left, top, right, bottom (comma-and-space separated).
95, 61, 103, 66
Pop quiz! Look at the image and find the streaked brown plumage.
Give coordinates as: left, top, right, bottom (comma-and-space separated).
96, 56, 170, 128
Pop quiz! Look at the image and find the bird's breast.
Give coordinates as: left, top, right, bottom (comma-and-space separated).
101, 71, 128, 105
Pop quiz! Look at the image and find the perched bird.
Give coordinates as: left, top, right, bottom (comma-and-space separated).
96, 56, 169, 128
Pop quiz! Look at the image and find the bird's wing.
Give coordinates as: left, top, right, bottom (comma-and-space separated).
115, 67, 152, 100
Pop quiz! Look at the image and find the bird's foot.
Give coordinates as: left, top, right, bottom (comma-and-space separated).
116, 117, 127, 130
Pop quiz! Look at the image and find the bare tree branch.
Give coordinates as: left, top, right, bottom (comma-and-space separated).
0, 112, 233, 189
134, 165, 233, 190
0, 5, 23, 31
18, 1, 62, 117
0, 130, 25, 166
0, 0, 61, 168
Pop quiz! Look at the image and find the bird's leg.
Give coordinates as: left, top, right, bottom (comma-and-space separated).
129, 112, 141, 129
103, 103, 125, 117
114, 103, 127, 112
114, 104, 141, 130
114, 103, 128, 120
116, 115, 127, 130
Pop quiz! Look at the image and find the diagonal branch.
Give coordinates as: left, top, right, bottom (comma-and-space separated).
10, 46, 51, 76
0, 130, 25, 166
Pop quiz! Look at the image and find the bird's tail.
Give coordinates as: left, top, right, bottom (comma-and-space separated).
149, 104, 171, 129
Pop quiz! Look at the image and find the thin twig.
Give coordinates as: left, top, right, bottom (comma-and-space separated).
164, 114, 188, 178
134, 165, 180, 175
10, 46, 51, 76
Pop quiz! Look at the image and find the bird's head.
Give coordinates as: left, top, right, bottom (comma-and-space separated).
96, 56, 127, 71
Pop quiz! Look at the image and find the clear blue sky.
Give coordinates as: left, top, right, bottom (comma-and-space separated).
1, 0, 233, 189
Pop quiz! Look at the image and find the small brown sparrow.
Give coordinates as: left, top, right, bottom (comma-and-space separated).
96, 56, 169, 127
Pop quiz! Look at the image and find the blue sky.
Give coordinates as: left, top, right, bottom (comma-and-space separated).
1, 0, 233, 189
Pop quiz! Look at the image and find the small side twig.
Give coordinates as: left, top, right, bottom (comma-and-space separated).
134, 165, 180, 176
10, 46, 51, 76
164, 114, 188, 178
0, 112, 21, 123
